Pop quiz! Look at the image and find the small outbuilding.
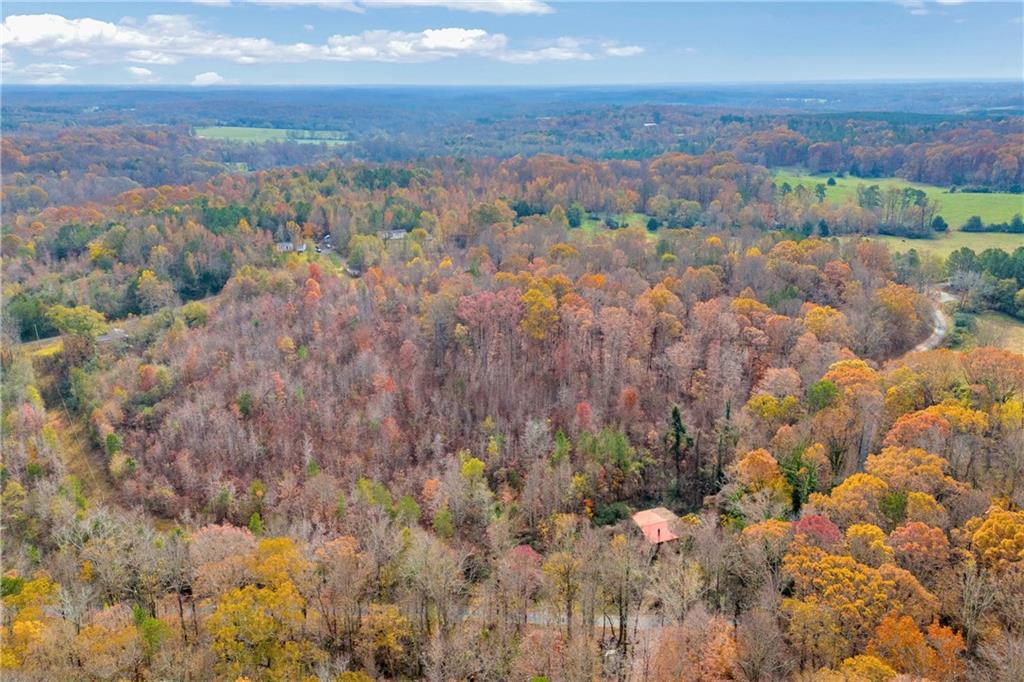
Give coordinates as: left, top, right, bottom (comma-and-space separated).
631, 506, 680, 545
378, 229, 408, 242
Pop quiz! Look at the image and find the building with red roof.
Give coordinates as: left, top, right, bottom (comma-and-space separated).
631, 506, 680, 545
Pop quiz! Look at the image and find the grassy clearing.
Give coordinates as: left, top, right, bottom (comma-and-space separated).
841, 231, 1023, 259
774, 170, 1023, 228
580, 212, 653, 232
579, 213, 660, 242
46, 411, 116, 508
195, 126, 350, 144
968, 312, 1024, 352
27, 338, 63, 358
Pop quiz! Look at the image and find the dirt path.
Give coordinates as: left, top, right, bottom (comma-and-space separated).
15, 295, 222, 520
914, 287, 957, 352
45, 409, 116, 508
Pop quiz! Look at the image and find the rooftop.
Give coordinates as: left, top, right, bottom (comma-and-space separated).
632, 506, 680, 544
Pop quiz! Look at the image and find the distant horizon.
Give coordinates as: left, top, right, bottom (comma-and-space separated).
4, 77, 1023, 88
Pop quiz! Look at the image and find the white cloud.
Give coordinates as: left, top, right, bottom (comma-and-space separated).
191, 70, 226, 85
245, 0, 362, 9
360, 0, 553, 14
602, 43, 644, 58
1, 13, 153, 50
500, 37, 591, 63
18, 62, 75, 84
304, 23, 315, 31
1, 13, 636, 67
232, 0, 552, 13
126, 50, 182, 65
895, 0, 929, 15
126, 65, 160, 82
322, 27, 506, 61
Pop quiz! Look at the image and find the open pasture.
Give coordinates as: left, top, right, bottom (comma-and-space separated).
194, 126, 349, 144
774, 170, 1023, 228
844, 231, 1023, 259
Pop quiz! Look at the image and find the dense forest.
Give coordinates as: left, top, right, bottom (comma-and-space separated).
4, 150, 1023, 342
2, 87, 1024, 682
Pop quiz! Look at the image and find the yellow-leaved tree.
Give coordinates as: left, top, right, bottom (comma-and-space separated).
206, 537, 323, 681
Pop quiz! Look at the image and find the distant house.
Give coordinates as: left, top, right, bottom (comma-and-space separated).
632, 507, 680, 545
97, 327, 129, 344
378, 229, 408, 242
276, 241, 309, 253
509, 544, 543, 566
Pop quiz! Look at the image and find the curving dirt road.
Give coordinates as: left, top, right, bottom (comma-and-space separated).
913, 288, 958, 353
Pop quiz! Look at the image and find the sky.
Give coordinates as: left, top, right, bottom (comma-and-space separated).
1, 1, 1022, 86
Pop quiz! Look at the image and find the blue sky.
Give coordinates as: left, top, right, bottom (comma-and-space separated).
2, 1, 1022, 85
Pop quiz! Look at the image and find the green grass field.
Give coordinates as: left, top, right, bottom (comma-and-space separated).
774, 170, 1023, 228
578, 212, 660, 242
580, 212, 654, 232
956, 312, 1024, 352
975, 312, 1024, 352
841, 231, 1023, 259
194, 126, 350, 144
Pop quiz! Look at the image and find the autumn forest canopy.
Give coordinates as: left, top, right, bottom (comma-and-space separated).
2, 83, 1024, 682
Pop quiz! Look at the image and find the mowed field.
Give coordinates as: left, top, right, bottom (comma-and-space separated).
580, 212, 653, 232
775, 170, 1023, 228
846, 231, 1023, 259
194, 126, 350, 144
